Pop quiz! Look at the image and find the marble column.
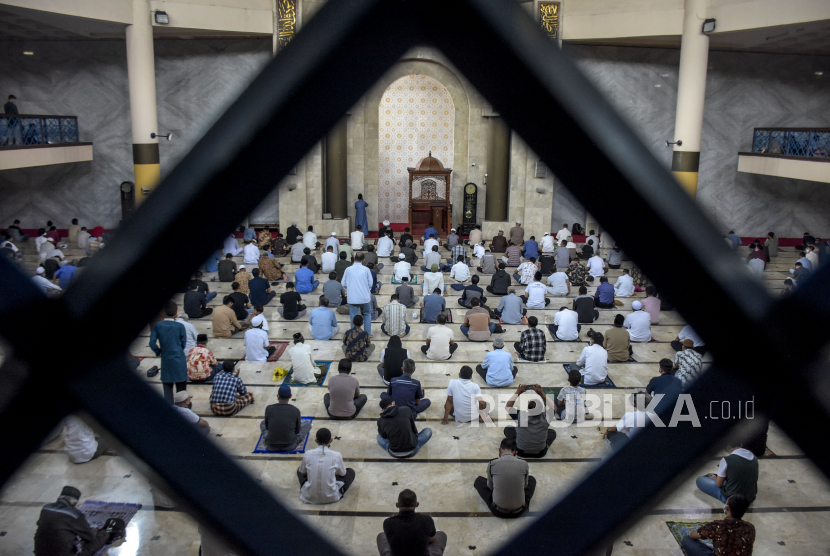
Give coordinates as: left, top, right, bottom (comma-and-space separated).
325, 117, 348, 219
126, 0, 159, 203
485, 116, 510, 221
671, 0, 709, 197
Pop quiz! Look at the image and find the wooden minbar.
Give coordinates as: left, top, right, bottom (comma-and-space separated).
408, 152, 452, 235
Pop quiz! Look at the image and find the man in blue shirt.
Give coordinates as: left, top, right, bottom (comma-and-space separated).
248, 268, 276, 305
149, 301, 188, 403
379, 359, 431, 415
522, 236, 539, 260
204, 248, 223, 273
242, 225, 256, 242
726, 230, 741, 249
421, 288, 446, 323
423, 223, 437, 242
476, 337, 517, 386
54, 260, 78, 289
594, 276, 615, 308
309, 296, 340, 340
341, 253, 373, 335
646, 358, 682, 418
294, 257, 319, 293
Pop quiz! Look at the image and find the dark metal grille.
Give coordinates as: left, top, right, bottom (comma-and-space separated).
44, 117, 61, 143
752, 129, 769, 153
1, 1, 828, 555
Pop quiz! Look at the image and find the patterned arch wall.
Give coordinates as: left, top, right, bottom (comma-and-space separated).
378, 74, 455, 223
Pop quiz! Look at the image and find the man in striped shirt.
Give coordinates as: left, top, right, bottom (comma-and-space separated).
502, 241, 522, 267
382, 294, 410, 337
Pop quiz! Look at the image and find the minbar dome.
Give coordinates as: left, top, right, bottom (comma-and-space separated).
414, 152, 445, 171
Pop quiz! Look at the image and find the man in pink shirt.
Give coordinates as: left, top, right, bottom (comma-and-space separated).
640, 286, 661, 324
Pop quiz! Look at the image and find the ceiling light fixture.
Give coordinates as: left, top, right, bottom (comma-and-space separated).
815, 71, 824, 76
702, 19, 716, 34
23, 51, 34, 56
154, 11, 169, 25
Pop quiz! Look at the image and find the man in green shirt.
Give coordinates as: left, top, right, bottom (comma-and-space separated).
696, 444, 759, 504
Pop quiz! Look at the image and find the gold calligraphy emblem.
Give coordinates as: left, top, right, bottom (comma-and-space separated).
540, 2, 560, 40
278, 0, 296, 50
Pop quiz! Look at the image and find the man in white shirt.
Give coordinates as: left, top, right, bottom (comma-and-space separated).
423, 234, 439, 254
173, 390, 210, 432
586, 254, 605, 279
298, 428, 356, 504
422, 263, 446, 296
223, 234, 242, 256
673, 325, 704, 352
321, 245, 338, 273
32, 266, 62, 295
342, 252, 373, 336
291, 239, 306, 263
540, 232, 556, 254
472, 242, 485, 259
351, 225, 365, 250
624, 301, 652, 342
570, 330, 608, 385
546, 271, 570, 296
376, 232, 394, 257
555, 225, 572, 244
176, 313, 198, 356
520, 271, 549, 308
394, 253, 412, 282
584, 231, 599, 251
422, 313, 456, 360
325, 232, 340, 252
549, 306, 579, 341
613, 269, 635, 297
441, 366, 485, 424
244, 315, 275, 362
243, 240, 260, 265
303, 226, 318, 250
76, 227, 91, 250
63, 416, 106, 464
604, 393, 657, 450
450, 255, 471, 284
288, 333, 320, 383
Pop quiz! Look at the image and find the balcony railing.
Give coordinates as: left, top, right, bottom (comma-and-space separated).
0, 114, 80, 147
752, 127, 830, 158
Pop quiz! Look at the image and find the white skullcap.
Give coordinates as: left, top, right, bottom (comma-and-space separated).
36, 266, 45, 275
252, 314, 265, 327
399, 253, 405, 259
383, 220, 390, 226
632, 301, 642, 310
331, 232, 336, 236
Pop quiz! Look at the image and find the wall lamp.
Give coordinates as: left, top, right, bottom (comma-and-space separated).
154, 11, 169, 25
665, 140, 683, 147
151, 132, 173, 141
702, 19, 716, 34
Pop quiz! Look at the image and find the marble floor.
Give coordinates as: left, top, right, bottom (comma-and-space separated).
1, 240, 824, 555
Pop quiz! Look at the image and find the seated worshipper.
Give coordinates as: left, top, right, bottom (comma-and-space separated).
373, 230, 393, 260
549, 306, 580, 341
445, 227, 460, 250
378, 335, 410, 384
285, 221, 302, 245
441, 366, 485, 425
303, 225, 319, 250
546, 270, 570, 296
624, 301, 652, 342
474, 438, 536, 518
244, 315, 275, 362
747, 242, 769, 265
466, 224, 483, 246
187, 334, 221, 382
399, 226, 413, 246
578, 239, 595, 260
421, 244, 442, 272
261, 384, 312, 452
459, 274, 486, 308
491, 286, 532, 324
351, 225, 365, 250
604, 314, 633, 362
321, 245, 338, 274
209, 360, 255, 416
673, 339, 704, 386
364, 244, 383, 270
504, 384, 556, 457
297, 428, 356, 504
248, 268, 277, 306
173, 390, 211, 432
502, 241, 523, 268
67, 218, 80, 244
205, 247, 222, 274
303, 248, 320, 274
257, 226, 272, 248
672, 324, 705, 354
309, 296, 340, 340
696, 443, 759, 504
229, 281, 252, 322
555, 370, 587, 423
554, 240, 571, 271
421, 287, 448, 324
218, 253, 237, 282
295, 257, 320, 293
342, 314, 375, 362
450, 255, 471, 284
520, 271, 550, 309
241, 225, 255, 243
258, 248, 285, 281
603, 392, 656, 450
646, 358, 682, 417
573, 285, 599, 323
422, 313, 457, 360
149, 302, 188, 403
396, 277, 419, 308
381, 358, 431, 415
234, 265, 252, 294
522, 235, 538, 259
490, 230, 507, 253
514, 257, 539, 285
32, 266, 62, 296
377, 489, 448, 556
476, 337, 518, 386
461, 297, 496, 341
378, 397, 432, 458
243, 239, 260, 265
487, 263, 512, 296
394, 253, 413, 282
567, 259, 588, 287
423, 223, 438, 242
593, 276, 616, 309
568, 330, 608, 385
509, 220, 525, 246
334, 251, 352, 282
278, 282, 307, 320
586, 253, 606, 281
725, 230, 741, 249
223, 233, 242, 256
614, 269, 635, 297
291, 237, 307, 263
42, 254, 63, 280
472, 241, 486, 259
477, 248, 497, 274
539, 232, 556, 255
556, 224, 573, 244
806, 244, 819, 268
514, 316, 546, 362
640, 286, 661, 323
212, 295, 250, 338
287, 333, 321, 383
422, 263, 446, 296
324, 359, 368, 419
790, 261, 809, 284
62, 415, 110, 464
423, 233, 439, 255
368, 262, 382, 294
325, 231, 340, 252
33, 486, 125, 556
681, 494, 755, 556
605, 244, 623, 269
54, 259, 78, 289
382, 293, 410, 337
339, 239, 354, 261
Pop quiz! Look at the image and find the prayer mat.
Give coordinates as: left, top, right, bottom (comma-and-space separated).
253, 417, 314, 454
78, 501, 142, 556
391, 275, 418, 284
666, 522, 713, 555
241, 341, 289, 362
500, 319, 527, 325
282, 362, 331, 387
516, 356, 547, 363
562, 364, 616, 388
450, 284, 466, 291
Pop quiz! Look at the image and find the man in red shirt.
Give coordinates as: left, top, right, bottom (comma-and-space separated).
682, 493, 755, 556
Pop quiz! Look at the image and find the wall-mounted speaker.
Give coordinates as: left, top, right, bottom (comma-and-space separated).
535, 161, 547, 178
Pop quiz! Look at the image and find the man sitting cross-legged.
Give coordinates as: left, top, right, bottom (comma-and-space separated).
382, 293, 410, 338
297, 427, 356, 504
324, 358, 368, 420
288, 333, 321, 384
473, 438, 536, 518
309, 295, 340, 341
504, 384, 556, 458
278, 281, 307, 321
212, 295, 251, 338
458, 274, 487, 308
554, 369, 587, 424
567, 329, 608, 386
380, 358, 431, 417
377, 489, 447, 556
342, 314, 375, 362
396, 276, 418, 308
244, 315, 275, 362
441, 365, 486, 425
494, 288, 527, 325
261, 384, 312, 452
377, 397, 433, 458
514, 316, 546, 362
422, 313, 457, 360
460, 297, 495, 342
187, 334, 221, 383
476, 337, 518, 387
520, 271, 550, 309
209, 361, 255, 416
604, 314, 633, 362
549, 306, 580, 342
681, 494, 755, 556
